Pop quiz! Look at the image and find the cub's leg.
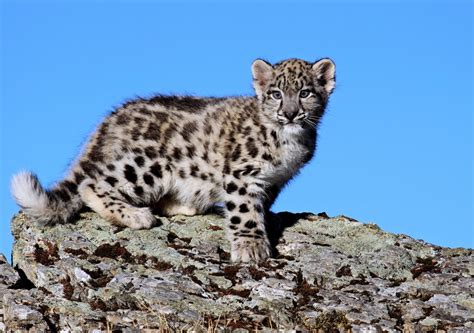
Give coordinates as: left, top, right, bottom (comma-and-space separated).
78, 180, 157, 229
223, 176, 271, 263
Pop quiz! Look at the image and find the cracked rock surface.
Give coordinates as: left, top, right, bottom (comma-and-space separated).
1, 211, 473, 332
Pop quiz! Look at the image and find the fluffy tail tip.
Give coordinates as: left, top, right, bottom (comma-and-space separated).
11, 171, 48, 210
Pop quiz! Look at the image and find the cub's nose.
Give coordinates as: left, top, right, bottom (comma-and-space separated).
284, 110, 298, 122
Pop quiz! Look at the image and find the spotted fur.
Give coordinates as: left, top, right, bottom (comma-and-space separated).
11, 58, 336, 263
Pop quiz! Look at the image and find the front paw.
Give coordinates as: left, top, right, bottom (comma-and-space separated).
123, 207, 157, 229
231, 238, 272, 263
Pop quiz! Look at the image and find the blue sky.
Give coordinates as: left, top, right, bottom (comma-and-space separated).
1, 1, 472, 260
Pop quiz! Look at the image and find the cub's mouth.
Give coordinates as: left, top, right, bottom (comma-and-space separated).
282, 117, 306, 126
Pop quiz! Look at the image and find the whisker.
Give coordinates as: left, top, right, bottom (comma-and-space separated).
306, 118, 320, 124
303, 119, 317, 127
307, 115, 321, 121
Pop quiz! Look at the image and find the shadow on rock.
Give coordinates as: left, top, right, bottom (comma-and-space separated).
266, 211, 328, 257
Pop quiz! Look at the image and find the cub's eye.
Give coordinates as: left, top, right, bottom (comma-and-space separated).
271, 91, 282, 100
299, 90, 311, 98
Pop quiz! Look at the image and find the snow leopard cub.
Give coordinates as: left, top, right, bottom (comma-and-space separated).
12, 58, 336, 263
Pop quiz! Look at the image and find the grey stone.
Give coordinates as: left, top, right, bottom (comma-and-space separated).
0, 254, 19, 288
0, 211, 472, 331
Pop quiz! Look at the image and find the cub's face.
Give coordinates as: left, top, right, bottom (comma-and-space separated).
252, 58, 335, 132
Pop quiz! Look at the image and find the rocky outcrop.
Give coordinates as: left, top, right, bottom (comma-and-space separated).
1, 211, 473, 332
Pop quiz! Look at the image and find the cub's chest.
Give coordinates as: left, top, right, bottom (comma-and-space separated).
259, 137, 314, 186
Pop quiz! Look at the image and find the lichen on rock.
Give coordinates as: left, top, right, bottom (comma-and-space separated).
1, 211, 473, 332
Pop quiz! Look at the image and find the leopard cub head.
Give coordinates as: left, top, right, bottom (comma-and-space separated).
252, 58, 335, 131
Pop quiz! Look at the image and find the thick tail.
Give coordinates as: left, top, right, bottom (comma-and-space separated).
11, 172, 83, 225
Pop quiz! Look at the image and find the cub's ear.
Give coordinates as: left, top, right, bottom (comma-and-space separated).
312, 58, 336, 94
251, 59, 273, 97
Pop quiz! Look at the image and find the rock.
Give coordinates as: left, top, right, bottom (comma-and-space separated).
0, 254, 20, 288
1, 211, 473, 331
